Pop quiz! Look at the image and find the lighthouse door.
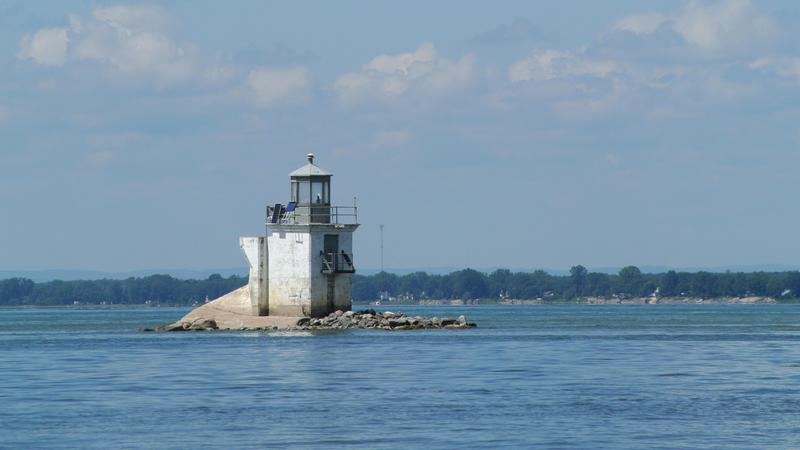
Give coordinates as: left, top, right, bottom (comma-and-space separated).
324, 234, 339, 260
324, 234, 339, 313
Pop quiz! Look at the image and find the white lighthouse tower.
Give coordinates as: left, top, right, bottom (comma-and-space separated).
239, 154, 359, 317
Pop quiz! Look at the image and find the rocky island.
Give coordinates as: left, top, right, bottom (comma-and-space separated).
141, 155, 478, 333
146, 301, 476, 332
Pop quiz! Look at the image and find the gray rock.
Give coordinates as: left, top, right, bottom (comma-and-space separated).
187, 319, 218, 331
145, 310, 476, 332
388, 317, 409, 327
161, 322, 185, 332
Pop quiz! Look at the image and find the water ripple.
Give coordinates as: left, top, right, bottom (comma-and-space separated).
1, 304, 800, 448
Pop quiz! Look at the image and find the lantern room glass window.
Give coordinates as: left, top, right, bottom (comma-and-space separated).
312, 181, 326, 204
298, 180, 310, 203
291, 178, 329, 204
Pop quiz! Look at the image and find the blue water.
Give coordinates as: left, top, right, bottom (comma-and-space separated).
2, 305, 800, 449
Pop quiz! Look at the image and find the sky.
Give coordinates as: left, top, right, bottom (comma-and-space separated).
2, 0, 800, 274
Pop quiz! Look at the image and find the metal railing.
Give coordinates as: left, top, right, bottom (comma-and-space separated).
266, 204, 358, 225
320, 251, 355, 274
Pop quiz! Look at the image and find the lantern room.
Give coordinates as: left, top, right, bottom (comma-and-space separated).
289, 153, 331, 224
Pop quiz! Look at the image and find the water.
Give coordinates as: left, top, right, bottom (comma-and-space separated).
2, 305, 800, 449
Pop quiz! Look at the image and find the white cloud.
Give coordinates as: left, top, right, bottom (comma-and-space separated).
90, 4, 171, 31
247, 66, 312, 107
371, 130, 413, 149
552, 79, 626, 119
17, 27, 69, 66
502, 48, 634, 118
750, 57, 800, 79
499, 0, 781, 117
366, 42, 436, 74
609, 0, 776, 54
333, 43, 476, 106
82, 149, 116, 169
509, 49, 621, 82
700, 71, 758, 101
611, 12, 667, 35
17, 5, 234, 85
673, 0, 775, 52
81, 131, 145, 171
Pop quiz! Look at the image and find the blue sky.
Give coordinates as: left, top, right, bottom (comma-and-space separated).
2, 0, 800, 273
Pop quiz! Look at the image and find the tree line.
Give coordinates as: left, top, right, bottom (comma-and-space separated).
2, 266, 800, 305
351, 266, 800, 301
0, 274, 246, 306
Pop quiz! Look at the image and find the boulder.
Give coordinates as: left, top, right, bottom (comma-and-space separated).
178, 319, 218, 331
158, 322, 185, 332
388, 317, 409, 328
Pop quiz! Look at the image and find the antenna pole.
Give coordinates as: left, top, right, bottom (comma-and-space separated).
380, 224, 384, 272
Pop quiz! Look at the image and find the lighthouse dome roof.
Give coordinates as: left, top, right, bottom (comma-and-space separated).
289, 154, 332, 177
289, 163, 331, 177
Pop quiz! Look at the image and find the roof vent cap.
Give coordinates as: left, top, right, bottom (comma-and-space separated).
307, 153, 315, 164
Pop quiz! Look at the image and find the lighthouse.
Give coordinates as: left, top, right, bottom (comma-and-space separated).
239, 154, 359, 317
157, 156, 474, 330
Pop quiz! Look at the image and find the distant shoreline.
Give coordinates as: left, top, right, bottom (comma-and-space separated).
0, 304, 190, 309
359, 296, 796, 306
5, 268, 800, 306
1, 297, 798, 309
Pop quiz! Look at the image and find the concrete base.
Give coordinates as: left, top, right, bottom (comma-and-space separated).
174, 286, 303, 330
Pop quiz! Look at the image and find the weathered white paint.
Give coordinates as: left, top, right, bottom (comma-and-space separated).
239, 236, 268, 315
266, 227, 311, 316
266, 224, 358, 317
